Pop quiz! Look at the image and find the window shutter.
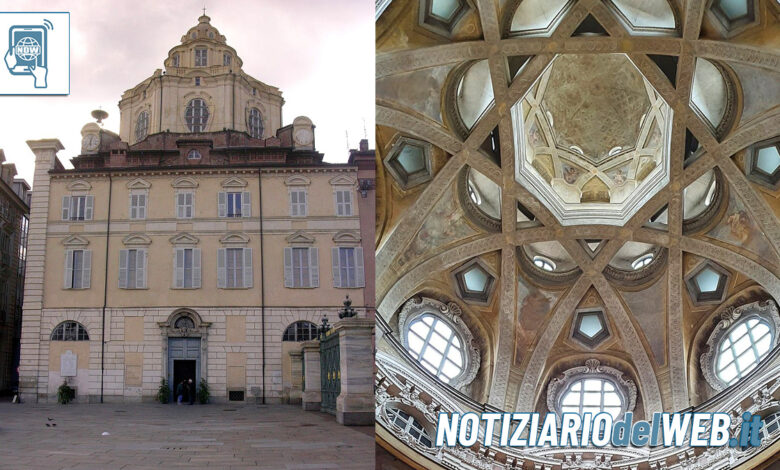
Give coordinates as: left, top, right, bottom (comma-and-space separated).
176, 194, 182, 218
242, 191, 251, 218
331, 247, 341, 288
64, 249, 73, 288
187, 193, 194, 218
137, 249, 147, 288
139, 194, 147, 219
119, 249, 128, 288
284, 247, 293, 287
355, 247, 365, 287
345, 192, 352, 216
289, 191, 297, 217
193, 248, 202, 288
301, 191, 307, 216
173, 248, 182, 288
85, 196, 94, 220
217, 248, 226, 288
243, 248, 253, 287
334, 191, 341, 216
82, 250, 92, 289
62, 196, 71, 220
309, 247, 319, 287
218, 192, 226, 218
129, 193, 135, 219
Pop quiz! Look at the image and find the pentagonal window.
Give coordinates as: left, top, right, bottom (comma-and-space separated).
420, 0, 469, 36
708, 0, 758, 36
451, 258, 496, 305
685, 261, 730, 305
571, 309, 610, 349
746, 140, 780, 189
383, 137, 433, 190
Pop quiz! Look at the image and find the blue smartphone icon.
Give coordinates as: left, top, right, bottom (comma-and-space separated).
8, 25, 46, 75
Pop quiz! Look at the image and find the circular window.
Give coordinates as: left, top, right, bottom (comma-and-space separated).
385, 405, 434, 448
185, 98, 209, 132
631, 253, 654, 270
534, 256, 556, 272
559, 377, 624, 419
406, 313, 464, 384
247, 107, 264, 139
135, 111, 149, 142
715, 317, 773, 386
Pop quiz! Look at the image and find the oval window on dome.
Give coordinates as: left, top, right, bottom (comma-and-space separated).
135, 111, 149, 142
559, 377, 625, 419
185, 98, 209, 132
405, 313, 465, 384
715, 317, 774, 386
247, 107, 264, 139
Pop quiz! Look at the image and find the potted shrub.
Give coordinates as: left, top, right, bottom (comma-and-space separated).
157, 378, 170, 404
197, 378, 209, 404
57, 380, 75, 404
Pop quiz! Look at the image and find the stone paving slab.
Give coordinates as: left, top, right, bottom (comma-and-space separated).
0, 403, 374, 469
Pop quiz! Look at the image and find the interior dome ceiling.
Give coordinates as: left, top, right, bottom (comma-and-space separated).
541, 54, 651, 163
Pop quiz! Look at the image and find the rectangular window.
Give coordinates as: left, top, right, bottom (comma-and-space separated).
195, 77, 201, 86
283, 247, 319, 288
218, 191, 250, 218
172, 53, 179, 67
217, 247, 252, 288
194, 48, 207, 66
119, 249, 147, 289
223, 53, 231, 66
289, 189, 307, 217
331, 246, 364, 288
64, 249, 91, 289
129, 193, 147, 219
61, 195, 94, 221
174, 247, 201, 289
227, 192, 242, 217
335, 190, 353, 216
176, 192, 194, 219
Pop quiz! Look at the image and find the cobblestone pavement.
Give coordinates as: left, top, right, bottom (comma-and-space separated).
0, 403, 374, 469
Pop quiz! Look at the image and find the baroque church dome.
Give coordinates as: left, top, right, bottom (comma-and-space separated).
376, 0, 780, 468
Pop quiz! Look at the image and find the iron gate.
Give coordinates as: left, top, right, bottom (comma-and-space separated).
320, 330, 340, 415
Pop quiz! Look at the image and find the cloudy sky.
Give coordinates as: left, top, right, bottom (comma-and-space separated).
0, 0, 375, 184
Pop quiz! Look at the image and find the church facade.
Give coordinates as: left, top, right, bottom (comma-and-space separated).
18, 15, 374, 404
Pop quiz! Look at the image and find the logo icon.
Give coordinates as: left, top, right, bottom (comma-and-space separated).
4, 21, 50, 88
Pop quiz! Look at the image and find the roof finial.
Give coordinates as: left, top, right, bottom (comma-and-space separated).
202, 6, 206, 16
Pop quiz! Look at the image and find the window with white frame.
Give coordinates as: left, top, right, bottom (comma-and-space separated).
119, 248, 147, 289
385, 406, 434, 448
547, 359, 636, 420
61, 195, 94, 221
247, 107, 263, 139
129, 192, 147, 219
284, 246, 319, 288
64, 249, 91, 289
218, 191, 250, 218
289, 189, 307, 217
334, 190, 353, 216
331, 246, 364, 288
51, 321, 89, 341
223, 53, 231, 66
176, 192, 194, 219
173, 247, 201, 289
172, 53, 179, 67
559, 377, 624, 418
194, 48, 207, 66
405, 313, 465, 383
135, 111, 149, 142
282, 321, 319, 341
217, 247, 252, 288
764, 412, 780, 440
185, 98, 209, 132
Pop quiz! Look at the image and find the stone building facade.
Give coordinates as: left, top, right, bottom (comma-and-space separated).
0, 151, 30, 394
18, 15, 373, 404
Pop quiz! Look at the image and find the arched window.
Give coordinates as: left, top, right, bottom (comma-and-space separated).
51, 321, 89, 341
702, 300, 779, 390
467, 180, 481, 205
174, 317, 195, 329
559, 377, 624, 418
187, 149, 202, 160
385, 405, 433, 448
715, 317, 773, 386
135, 111, 149, 142
534, 256, 556, 272
185, 98, 209, 132
547, 359, 636, 420
631, 253, 654, 270
405, 313, 464, 384
282, 321, 318, 342
247, 107, 263, 139
764, 412, 780, 439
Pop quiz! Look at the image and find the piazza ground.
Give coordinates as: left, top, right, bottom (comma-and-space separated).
0, 403, 374, 469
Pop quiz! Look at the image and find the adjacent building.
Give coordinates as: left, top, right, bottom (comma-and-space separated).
0, 150, 30, 395
18, 14, 374, 403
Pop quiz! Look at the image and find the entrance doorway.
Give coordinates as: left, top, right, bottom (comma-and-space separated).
167, 337, 201, 402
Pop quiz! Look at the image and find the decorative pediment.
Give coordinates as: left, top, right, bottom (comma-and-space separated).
126, 178, 151, 190
169, 232, 200, 245
220, 232, 250, 245
66, 179, 92, 191
332, 230, 361, 244
286, 230, 316, 245
62, 234, 89, 247
123, 233, 152, 246
329, 175, 357, 186
285, 175, 311, 186
221, 176, 248, 188
172, 177, 199, 189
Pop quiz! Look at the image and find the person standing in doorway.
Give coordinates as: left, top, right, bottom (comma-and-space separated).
188, 378, 195, 405
176, 380, 185, 405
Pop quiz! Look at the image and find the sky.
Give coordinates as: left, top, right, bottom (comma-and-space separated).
0, 0, 375, 184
